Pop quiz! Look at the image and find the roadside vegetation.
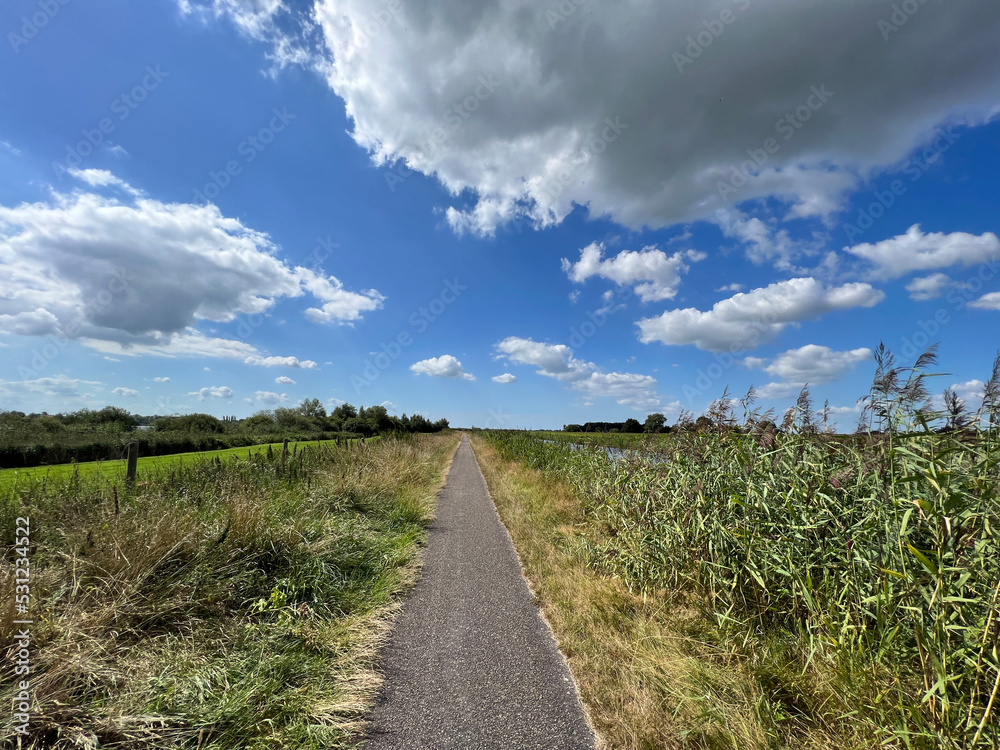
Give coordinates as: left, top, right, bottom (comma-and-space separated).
1, 431, 460, 749
477, 346, 1000, 749
0, 400, 449, 469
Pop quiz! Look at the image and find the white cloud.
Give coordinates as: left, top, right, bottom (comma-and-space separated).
0, 375, 102, 404
744, 345, 872, 398
561, 242, 705, 302
637, 278, 884, 352
495, 337, 592, 382
244, 355, 318, 368
68, 168, 139, 195
845, 225, 1000, 280
247, 0, 1000, 237
112, 386, 139, 397
153, 376, 171, 382
970, 292, 1000, 311
492, 373, 516, 384
717, 283, 744, 293
952, 379, 986, 404
0, 186, 383, 359
275, 375, 296, 385
905, 273, 967, 301
410, 355, 475, 381
189, 385, 234, 400
495, 336, 669, 412
254, 390, 288, 405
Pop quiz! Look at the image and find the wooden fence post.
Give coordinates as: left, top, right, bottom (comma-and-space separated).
126, 441, 139, 488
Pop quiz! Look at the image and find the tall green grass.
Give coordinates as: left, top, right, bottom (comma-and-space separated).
487, 349, 999, 748
1, 433, 456, 749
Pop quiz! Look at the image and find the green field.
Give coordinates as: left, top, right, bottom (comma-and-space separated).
0, 437, 372, 491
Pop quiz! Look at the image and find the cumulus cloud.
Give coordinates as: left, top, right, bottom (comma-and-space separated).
845, 225, 1000, 280
112, 386, 139, 397
970, 292, 1000, 311
637, 278, 884, 352
189, 385, 234, 400
244, 355, 318, 368
492, 373, 516, 384
495, 336, 668, 411
495, 337, 592, 382
0, 187, 383, 360
410, 355, 475, 380
905, 273, 968, 301
153, 376, 171, 382
195, 0, 1000, 237
562, 242, 705, 302
254, 390, 288, 405
275, 375, 296, 385
744, 345, 872, 385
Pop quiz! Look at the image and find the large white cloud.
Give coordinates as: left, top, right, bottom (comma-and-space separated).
410, 354, 476, 380
0, 183, 383, 360
223, 0, 1000, 237
562, 242, 705, 302
637, 278, 884, 352
743, 345, 872, 399
845, 225, 1000, 280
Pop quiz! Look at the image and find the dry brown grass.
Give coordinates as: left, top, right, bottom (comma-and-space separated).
0, 432, 461, 749
470, 435, 854, 750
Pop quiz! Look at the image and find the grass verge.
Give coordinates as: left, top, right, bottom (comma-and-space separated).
470, 434, 865, 750
1, 432, 460, 749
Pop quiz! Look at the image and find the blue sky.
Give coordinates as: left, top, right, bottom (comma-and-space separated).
1, 0, 999, 429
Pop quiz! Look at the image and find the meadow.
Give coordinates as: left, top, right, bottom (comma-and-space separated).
478, 348, 1000, 749
0, 431, 460, 749
0, 437, 372, 492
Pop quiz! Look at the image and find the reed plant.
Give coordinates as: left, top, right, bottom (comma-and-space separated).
487, 347, 999, 748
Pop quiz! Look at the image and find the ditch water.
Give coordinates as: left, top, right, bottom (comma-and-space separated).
542, 439, 668, 463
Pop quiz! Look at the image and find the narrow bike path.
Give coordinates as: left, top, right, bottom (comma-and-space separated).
364, 435, 596, 750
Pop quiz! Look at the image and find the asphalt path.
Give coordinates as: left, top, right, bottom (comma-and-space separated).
363, 435, 596, 750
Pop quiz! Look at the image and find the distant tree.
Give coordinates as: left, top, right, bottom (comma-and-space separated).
297, 397, 327, 419
643, 413, 666, 433
622, 418, 643, 433
154, 413, 225, 433
563, 424, 584, 432
241, 413, 277, 433
331, 403, 358, 421
694, 415, 714, 433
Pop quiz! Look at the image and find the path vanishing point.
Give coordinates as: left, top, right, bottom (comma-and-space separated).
364, 435, 597, 750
